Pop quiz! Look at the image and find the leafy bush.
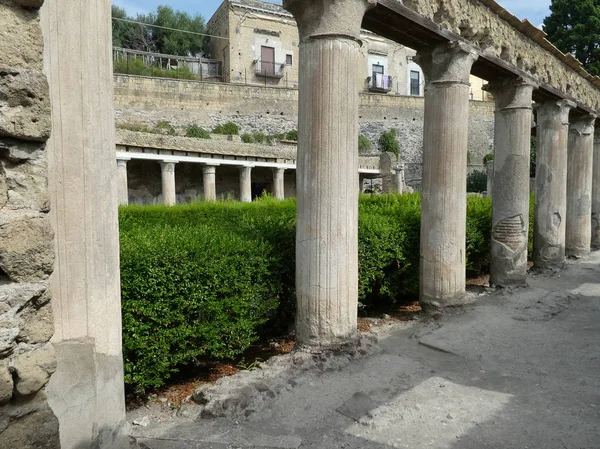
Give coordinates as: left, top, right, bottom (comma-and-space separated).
378, 129, 400, 157
155, 121, 176, 135
241, 133, 253, 143
483, 153, 494, 165
241, 132, 268, 144
467, 170, 488, 193
186, 125, 211, 139
114, 57, 195, 80
530, 136, 537, 177
358, 135, 372, 153
212, 122, 240, 135
285, 129, 298, 141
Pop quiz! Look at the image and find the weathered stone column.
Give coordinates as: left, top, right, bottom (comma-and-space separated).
41, 0, 129, 447
284, 0, 374, 346
566, 114, 596, 257
592, 131, 600, 249
416, 42, 478, 306
273, 167, 285, 200
486, 160, 494, 197
203, 164, 217, 201
533, 100, 575, 267
487, 78, 536, 287
116, 158, 129, 206
160, 161, 177, 206
359, 174, 363, 193
394, 164, 404, 194
239, 165, 252, 203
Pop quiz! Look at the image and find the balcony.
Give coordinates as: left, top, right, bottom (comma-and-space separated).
255, 60, 285, 79
368, 74, 393, 93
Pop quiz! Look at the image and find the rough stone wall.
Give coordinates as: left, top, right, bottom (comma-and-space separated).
114, 75, 495, 186
0, 1, 59, 448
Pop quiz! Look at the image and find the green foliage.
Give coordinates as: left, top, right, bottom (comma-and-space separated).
285, 130, 298, 141
466, 196, 493, 275
467, 150, 473, 165
212, 122, 240, 135
543, 0, 600, 76
241, 132, 268, 144
530, 136, 537, 178
117, 122, 152, 133
358, 135, 372, 154
467, 171, 488, 193
378, 129, 400, 158
241, 133, 253, 143
155, 121, 176, 135
186, 125, 211, 139
483, 153, 494, 165
113, 57, 195, 79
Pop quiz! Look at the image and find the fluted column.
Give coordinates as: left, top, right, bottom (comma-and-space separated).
116, 158, 129, 206
273, 167, 285, 200
566, 114, 596, 257
533, 100, 575, 267
41, 0, 128, 446
284, 0, 375, 347
394, 164, 405, 194
160, 161, 177, 206
239, 165, 252, 203
416, 42, 478, 306
487, 78, 536, 287
592, 132, 600, 248
486, 160, 494, 197
203, 164, 218, 201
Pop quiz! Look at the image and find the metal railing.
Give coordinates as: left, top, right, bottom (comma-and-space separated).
254, 58, 285, 78
368, 74, 393, 93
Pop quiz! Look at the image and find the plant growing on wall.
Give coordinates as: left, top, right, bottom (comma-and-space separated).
358, 135, 372, 154
186, 125, 211, 139
285, 130, 298, 141
212, 122, 240, 135
483, 153, 494, 165
378, 129, 400, 158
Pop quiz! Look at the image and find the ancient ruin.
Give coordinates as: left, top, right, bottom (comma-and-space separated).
1, 0, 599, 447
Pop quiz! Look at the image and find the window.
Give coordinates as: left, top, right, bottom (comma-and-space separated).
372, 64, 384, 76
286, 54, 293, 66
410, 70, 420, 96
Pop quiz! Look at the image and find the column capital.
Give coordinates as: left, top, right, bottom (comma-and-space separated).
203, 164, 218, 174
415, 41, 478, 86
534, 99, 577, 124
272, 167, 286, 174
116, 158, 129, 167
283, 0, 376, 41
238, 164, 255, 170
484, 77, 537, 111
159, 161, 177, 171
570, 113, 597, 136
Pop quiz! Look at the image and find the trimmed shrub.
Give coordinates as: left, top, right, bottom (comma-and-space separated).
186, 125, 211, 139
378, 129, 400, 157
241, 133, 253, 143
483, 153, 494, 165
212, 122, 240, 135
358, 135, 372, 153
467, 170, 488, 193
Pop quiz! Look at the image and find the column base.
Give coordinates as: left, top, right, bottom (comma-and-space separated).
420, 292, 470, 308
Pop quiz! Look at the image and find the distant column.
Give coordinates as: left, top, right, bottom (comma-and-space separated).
116, 158, 129, 206
203, 164, 218, 201
273, 167, 285, 200
239, 165, 253, 203
417, 42, 478, 306
160, 161, 177, 206
533, 100, 575, 267
486, 160, 494, 197
592, 131, 600, 249
394, 164, 405, 194
487, 78, 536, 287
359, 174, 364, 193
566, 114, 596, 257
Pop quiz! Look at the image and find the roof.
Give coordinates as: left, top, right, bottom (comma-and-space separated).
229, 0, 293, 18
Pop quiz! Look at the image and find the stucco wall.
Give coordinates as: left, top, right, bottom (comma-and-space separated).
0, 1, 59, 447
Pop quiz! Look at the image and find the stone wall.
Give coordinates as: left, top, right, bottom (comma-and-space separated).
0, 1, 59, 448
114, 75, 495, 185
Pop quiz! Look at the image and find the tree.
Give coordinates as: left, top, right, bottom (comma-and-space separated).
543, 0, 600, 75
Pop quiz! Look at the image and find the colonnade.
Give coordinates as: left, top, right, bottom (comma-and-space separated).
283, 0, 599, 347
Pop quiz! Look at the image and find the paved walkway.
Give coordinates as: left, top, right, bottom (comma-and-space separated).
131, 252, 600, 449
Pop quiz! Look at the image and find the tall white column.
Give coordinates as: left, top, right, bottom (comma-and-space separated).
41, 0, 128, 447
203, 164, 218, 201
394, 164, 405, 194
533, 100, 575, 267
592, 131, 600, 249
160, 161, 177, 206
486, 160, 494, 197
487, 78, 536, 287
284, 0, 375, 347
417, 42, 478, 306
239, 165, 252, 203
566, 114, 596, 257
273, 167, 285, 200
116, 158, 129, 206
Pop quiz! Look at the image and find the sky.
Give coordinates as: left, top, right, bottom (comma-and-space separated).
112, 0, 552, 27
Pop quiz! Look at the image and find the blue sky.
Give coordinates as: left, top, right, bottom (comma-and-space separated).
112, 0, 551, 27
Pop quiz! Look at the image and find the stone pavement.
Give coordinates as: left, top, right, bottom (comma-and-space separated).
130, 252, 600, 449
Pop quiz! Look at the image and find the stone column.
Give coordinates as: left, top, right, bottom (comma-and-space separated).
592, 131, 600, 249
160, 161, 177, 206
273, 167, 285, 200
359, 173, 363, 193
394, 164, 405, 194
486, 78, 536, 287
416, 42, 478, 306
283, 0, 374, 346
116, 158, 129, 206
486, 160, 494, 197
203, 164, 218, 201
566, 114, 596, 257
41, 0, 129, 447
533, 100, 575, 267
239, 165, 253, 203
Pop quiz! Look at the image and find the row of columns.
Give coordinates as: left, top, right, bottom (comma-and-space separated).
284, 0, 599, 348
116, 159, 287, 205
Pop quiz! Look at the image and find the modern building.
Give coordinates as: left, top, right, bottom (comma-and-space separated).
206, 0, 491, 100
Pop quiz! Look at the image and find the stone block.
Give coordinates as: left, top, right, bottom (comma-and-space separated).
0, 211, 54, 282
0, 361, 13, 404
17, 298, 53, 345
0, 65, 51, 141
13, 343, 56, 396
0, 402, 60, 449
0, 4, 44, 70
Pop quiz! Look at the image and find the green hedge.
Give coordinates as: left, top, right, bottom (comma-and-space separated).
119, 194, 533, 390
